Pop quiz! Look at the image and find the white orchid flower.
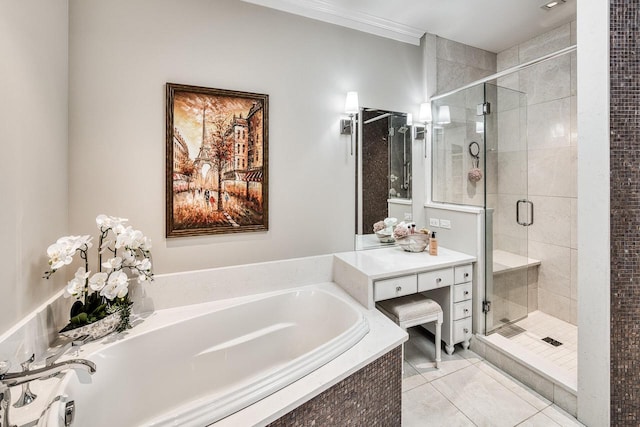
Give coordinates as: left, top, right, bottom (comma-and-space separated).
59, 235, 92, 253
136, 258, 151, 271
47, 242, 74, 270
122, 250, 136, 265
114, 226, 134, 249
64, 278, 83, 299
63, 269, 89, 299
101, 256, 123, 271
139, 235, 152, 251
73, 267, 90, 280
100, 270, 129, 300
96, 214, 128, 233
88, 272, 108, 291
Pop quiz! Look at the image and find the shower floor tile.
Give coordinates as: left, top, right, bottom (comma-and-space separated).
510, 311, 578, 375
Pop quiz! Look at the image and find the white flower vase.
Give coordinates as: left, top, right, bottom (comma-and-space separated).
60, 311, 122, 341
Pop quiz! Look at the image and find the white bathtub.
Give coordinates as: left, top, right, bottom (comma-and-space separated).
43, 286, 369, 426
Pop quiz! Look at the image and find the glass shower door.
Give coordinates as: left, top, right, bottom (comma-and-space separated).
431, 84, 486, 207
430, 82, 529, 335
484, 83, 529, 335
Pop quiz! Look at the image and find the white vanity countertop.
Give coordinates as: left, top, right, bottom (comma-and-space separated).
335, 246, 476, 280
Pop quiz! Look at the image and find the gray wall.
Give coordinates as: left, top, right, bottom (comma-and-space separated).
0, 0, 69, 335
0, 0, 423, 336
68, 0, 423, 275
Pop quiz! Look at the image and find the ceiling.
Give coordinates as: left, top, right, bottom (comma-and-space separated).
241, 0, 576, 53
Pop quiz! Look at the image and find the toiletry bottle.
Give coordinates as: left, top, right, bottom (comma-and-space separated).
429, 231, 438, 256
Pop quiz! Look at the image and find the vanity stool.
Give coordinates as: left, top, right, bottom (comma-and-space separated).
376, 293, 443, 368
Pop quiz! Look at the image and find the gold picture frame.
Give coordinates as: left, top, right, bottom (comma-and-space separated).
166, 83, 268, 237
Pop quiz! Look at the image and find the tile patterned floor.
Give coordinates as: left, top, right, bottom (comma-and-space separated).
511, 311, 578, 377
402, 327, 584, 426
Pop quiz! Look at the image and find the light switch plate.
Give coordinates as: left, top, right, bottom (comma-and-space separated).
429, 218, 440, 227
440, 219, 451, 229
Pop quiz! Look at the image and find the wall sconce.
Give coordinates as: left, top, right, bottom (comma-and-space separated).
341, 91, 359, 135
341, 91, 359, 155
419, 102, 432, 123
437, 105, 451, 125
414, 101, 432, 140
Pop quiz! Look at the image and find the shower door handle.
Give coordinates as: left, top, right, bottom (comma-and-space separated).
516, 199, 534, 226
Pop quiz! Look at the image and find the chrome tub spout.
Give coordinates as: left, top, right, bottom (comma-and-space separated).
0, 359, 96, 427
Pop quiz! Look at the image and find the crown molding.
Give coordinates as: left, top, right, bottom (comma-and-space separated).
241, 0, 425, 46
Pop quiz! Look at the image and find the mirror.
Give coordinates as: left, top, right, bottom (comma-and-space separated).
355, 108, 413, 250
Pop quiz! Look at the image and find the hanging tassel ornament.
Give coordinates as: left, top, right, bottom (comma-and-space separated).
468, 156, 483, 183
467, 141, 482, 183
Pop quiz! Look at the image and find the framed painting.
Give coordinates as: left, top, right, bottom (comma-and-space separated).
166, 83, 269, 237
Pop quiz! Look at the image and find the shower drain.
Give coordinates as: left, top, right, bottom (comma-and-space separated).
542, 336, 563, 347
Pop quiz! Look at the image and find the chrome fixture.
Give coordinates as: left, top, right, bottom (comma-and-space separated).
516, 199, 534, 226
12, 354, 37, 408
45, 335, 92, 367
341, 91, 359, 155
64, 401, 76, 426
0, 358, 96, 427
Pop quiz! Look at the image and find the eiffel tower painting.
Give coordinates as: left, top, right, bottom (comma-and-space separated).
166, 83, 269, 237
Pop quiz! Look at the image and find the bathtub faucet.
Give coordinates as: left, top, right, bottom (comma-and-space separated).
0, 358, 96, 427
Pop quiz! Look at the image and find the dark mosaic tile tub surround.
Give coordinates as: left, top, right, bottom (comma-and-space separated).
611, 1, 640, 424
268, 347, 402, 426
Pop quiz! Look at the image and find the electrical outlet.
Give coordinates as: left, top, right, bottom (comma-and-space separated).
429, 218, 439, 227
440, 219, 451, 229
404, 213, 412, 221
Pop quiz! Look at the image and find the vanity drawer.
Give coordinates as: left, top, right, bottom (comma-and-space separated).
453, 283, 472, 302
453, 317, 472, 343
417, 268, 454, 292
454, 264, 473, 284
453, 300, 473, 321
374, 275, 417, 301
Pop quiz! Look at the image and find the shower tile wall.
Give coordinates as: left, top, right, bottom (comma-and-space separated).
495, 22, 578, 325
436, 37, 496, 94
434, 37, 496, 207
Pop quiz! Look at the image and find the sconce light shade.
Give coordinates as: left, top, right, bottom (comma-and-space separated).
418, 102, 432, 123
437, 105, 451, 124
406, 113, 413, 126
344, 91, 359, 115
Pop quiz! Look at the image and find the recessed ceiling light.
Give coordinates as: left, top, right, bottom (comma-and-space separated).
541, 0, 566, 10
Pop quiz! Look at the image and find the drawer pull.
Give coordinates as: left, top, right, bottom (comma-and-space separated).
396, 286, 402, 292
436, 278, 442, 283
464, 273, 469, 278
464, 328, 469, 333
464, 291, 470, 296
464, 309, 469, 313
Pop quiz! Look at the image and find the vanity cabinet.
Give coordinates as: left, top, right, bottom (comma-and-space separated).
420, 264, 473, 354
333, 246, 477, 355
371, 262, 474, 355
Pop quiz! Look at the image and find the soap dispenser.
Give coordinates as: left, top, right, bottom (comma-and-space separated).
429, 231, 438, 256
